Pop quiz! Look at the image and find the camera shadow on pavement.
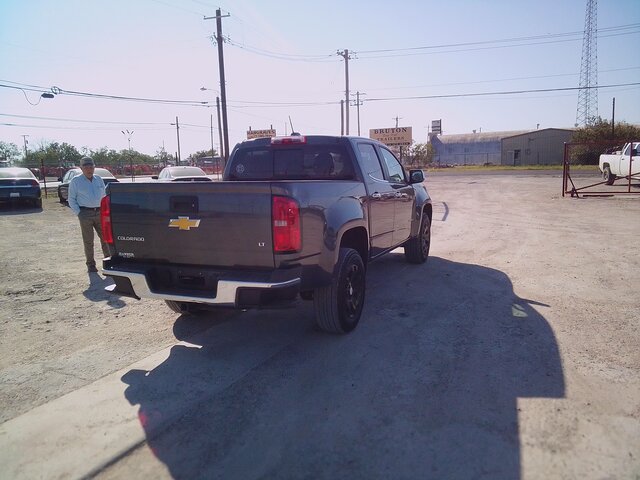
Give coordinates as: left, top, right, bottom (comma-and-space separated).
119, 255, 564, 479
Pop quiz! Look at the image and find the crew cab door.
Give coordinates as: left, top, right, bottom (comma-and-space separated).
619, 143, 640, 177
356, 142, 395, 256
377, 146, 415, 245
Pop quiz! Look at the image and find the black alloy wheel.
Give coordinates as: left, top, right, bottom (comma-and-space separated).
313, 248, 366, 333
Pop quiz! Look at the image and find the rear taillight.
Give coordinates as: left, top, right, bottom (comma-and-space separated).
30, 180, 39, 187
100, 196, 113, 244
272, 196, 300, 253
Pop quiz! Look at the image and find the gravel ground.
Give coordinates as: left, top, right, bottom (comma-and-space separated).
0, 194, 207, 423
1, 172, 639, 479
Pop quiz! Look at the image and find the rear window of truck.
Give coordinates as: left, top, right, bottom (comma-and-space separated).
227, 146, 355, 181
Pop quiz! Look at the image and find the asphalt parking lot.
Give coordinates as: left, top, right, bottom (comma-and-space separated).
0, 171, 638, 479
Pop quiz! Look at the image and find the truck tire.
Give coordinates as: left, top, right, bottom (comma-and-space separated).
165, 300, 201, 315
404, 212, 431, 264
603, 166, 616, 185
313, 248, 365, 334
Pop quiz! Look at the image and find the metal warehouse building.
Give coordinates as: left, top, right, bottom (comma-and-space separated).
501, 128, 573, 166
430, 128, 573, 166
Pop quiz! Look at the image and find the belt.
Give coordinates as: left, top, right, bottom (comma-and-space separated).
79, 206, 100, 211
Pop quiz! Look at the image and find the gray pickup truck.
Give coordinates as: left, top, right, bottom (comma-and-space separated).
101, 135, 432, 333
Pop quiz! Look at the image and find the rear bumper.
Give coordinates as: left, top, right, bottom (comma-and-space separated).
0, 187, 41, 200
102, 259, 301, 307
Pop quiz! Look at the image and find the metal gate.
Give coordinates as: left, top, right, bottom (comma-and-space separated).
562, 142, 640, 197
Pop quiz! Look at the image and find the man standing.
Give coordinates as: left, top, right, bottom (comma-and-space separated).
68, 157, 111, 273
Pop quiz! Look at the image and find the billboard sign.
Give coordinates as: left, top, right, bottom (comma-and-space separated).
369, 127, 412, 146
247, 129, 276, 140
431, 119, 442, 135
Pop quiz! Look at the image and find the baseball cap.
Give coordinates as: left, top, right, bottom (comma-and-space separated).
80, 157, 95, 167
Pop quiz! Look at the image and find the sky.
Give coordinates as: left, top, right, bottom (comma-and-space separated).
1, 0, 639, 160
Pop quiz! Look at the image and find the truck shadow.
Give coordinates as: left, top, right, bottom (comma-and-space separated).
121, 256, 564, 479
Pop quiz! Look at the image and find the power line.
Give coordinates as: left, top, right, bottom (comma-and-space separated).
221, 23, 639, 61
364, 66, 640, 92
0, 113, 169, 125
356, 23, 639, 54
355, 30, 639, 60
0, 122, 175, 132
2, 83, 638, 115
225, 37, 336, 62
365, 82, 640, 103
0, 83, 211, 107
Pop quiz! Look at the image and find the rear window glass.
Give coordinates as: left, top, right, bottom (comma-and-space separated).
95, 168, 115, 178
170, 167, 206, 177
0, 168, 36, 179
228, 146, 355, 181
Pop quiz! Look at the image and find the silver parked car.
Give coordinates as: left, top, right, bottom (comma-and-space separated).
152, 166, 212, 182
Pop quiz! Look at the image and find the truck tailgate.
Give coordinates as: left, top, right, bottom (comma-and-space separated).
108, 182, 275, 268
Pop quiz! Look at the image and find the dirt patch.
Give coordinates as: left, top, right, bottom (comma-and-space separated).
0, 196, 212, 422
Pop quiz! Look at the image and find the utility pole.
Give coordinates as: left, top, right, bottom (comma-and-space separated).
175, 117, 181, 165
121, 129, 135, 181
340, 100, 344, 135
351, 91, 365, 136
205, 10, 231, 162
337, 49, 351, 135
216, 97, 224, 164
611, 97, 616, 140
393, 116, 402, 128
210, 112, 220, 179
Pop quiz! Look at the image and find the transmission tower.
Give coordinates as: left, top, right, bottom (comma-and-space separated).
576, 0, 598, 126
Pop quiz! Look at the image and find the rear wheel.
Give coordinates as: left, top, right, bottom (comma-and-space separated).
165, 300, 202, 315
313, 248, 365, 334
404, 212, 431, 264
603, 166, 616, 185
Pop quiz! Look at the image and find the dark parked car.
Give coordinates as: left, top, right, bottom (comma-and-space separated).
0, 167, 42, 208
152, 166, 212, 182
57, 167, 119, 204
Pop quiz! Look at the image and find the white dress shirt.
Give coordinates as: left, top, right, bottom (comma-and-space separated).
68, 174, 106, 215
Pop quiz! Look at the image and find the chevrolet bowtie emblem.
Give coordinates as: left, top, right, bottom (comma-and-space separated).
169, 216, 201, 231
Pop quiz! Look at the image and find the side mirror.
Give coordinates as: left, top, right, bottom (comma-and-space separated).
151, 175, 158, 180
57, 177, 62, 182
408, 169, 425, 184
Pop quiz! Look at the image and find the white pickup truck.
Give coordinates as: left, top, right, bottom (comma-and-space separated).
599, 142, 639, 185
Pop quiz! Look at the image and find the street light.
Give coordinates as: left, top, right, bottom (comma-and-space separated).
121, 129, 134, 181
169, 118, 181, 165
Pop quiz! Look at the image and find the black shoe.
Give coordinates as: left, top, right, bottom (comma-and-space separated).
88, 266, 98, 273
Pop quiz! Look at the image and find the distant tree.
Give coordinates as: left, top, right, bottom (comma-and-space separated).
89, 147, 118, 166
58, 143, 82, 166
571, 119, 640, 164
29, 142, 59, 167
155, 146, 173, 166
0, 141, 20, 165
188, 148, 218, 162
403, 142, 434, 167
